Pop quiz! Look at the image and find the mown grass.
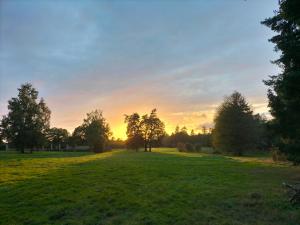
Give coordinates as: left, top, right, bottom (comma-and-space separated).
0, 148, 299, 225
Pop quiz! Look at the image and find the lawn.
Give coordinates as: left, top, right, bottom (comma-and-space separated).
0, 148, 299, 225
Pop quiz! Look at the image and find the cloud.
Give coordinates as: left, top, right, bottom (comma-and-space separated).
0, 0, 279, 138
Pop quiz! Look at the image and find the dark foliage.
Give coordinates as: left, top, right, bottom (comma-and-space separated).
124, 109, 165, 152
0, 83, 51, 153
212, 92, 264, 156
162, 125, 212, 151
261, 0, 300, 164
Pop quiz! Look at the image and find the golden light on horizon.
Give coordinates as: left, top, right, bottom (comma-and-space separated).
112, 123, 127, 140
109, 110, 215, 140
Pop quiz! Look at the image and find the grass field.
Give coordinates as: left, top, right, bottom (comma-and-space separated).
0, 148, 299, 225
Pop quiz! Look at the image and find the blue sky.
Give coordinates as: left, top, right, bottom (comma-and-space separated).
0, 0, 279, 138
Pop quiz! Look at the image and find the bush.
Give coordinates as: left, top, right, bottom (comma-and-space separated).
185, 143, 194, 152
195, 144, 202, 152
272, 148, 287, 162
177, 142, 186, 152
212, 148, 222, 154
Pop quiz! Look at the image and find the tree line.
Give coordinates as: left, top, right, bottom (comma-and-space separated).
0, 84, 115, 153
0, 84, 269, 157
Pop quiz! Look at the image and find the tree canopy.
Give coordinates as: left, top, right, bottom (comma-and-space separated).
261, 0, 300, 164
0, 83, 51, 153
124, 109, 165, 152
212, 92, 261, 156
124, 113, 143, 151
81, 110, 111, 153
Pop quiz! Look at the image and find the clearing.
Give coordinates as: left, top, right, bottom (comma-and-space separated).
0, 148, 299, 225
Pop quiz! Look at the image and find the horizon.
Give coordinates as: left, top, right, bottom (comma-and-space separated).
0, 0, 279, 139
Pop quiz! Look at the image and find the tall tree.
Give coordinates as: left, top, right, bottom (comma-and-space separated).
82, 110, 111, 153
212, 92, 259, 156
140, 109, 165, 152
124, 113, 143, 151
261, 0, 300, 164
0, 83, 51, 153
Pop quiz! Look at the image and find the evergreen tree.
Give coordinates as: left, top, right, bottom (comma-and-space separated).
213, 92, 258, 156
261, 0, 300, 164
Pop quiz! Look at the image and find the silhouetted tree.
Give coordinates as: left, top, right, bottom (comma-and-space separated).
0, 83, 51, 153
81, 110, 111, 153
212, 92, 259, 156
70, 125, 87, 146
124, 113, 143, 151
262, 0, 300, 164
190, 129, 195, 136
140, 109, 165, 152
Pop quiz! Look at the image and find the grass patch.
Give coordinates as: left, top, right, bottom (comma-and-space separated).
0, 148, 299, 225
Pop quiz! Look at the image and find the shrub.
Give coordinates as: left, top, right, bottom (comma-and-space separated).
177, 142, 186, 152
195, 144, 202, 152
272, 148, 287, 162
185, 143, 194, 152
212, 148, 222, 154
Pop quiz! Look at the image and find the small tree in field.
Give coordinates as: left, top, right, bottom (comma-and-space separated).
140, 109, 165, 152
82, 110, 111, 153
213, 92, 259, 156
124, 113, 143, 151
0, 83, 51, 153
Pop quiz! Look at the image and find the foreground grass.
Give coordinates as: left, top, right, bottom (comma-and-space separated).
0, 149, 299, 225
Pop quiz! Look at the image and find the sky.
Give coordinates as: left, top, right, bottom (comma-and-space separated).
0, 0, 279, 139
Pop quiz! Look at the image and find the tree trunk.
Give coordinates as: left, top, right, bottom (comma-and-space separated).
144, 142, 148, 152
149, 141, 152, 152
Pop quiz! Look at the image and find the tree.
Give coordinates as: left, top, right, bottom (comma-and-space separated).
212, 92, 259, 156
261, 0, 300, 164
124, 113, 143, 151
140, 109, 165, 152
70, 125, 87, 147
47, 127, 69, 151
82, 110, 111, 153
0, 83, 51, 153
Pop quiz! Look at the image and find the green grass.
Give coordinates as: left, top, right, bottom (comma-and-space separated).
0, 148, 299, 225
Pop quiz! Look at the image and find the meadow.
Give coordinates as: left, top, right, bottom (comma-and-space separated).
0, 148, 299, 225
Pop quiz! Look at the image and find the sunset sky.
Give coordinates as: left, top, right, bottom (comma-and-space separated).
0, 0, 279, 139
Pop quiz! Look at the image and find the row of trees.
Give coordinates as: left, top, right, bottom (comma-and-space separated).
123, 92, 270, 156
0, 83, 114, 153
161, 126, 212, 150
0, 84, 279, 158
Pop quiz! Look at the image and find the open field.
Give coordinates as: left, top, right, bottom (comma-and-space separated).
0, 148, 299, 225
